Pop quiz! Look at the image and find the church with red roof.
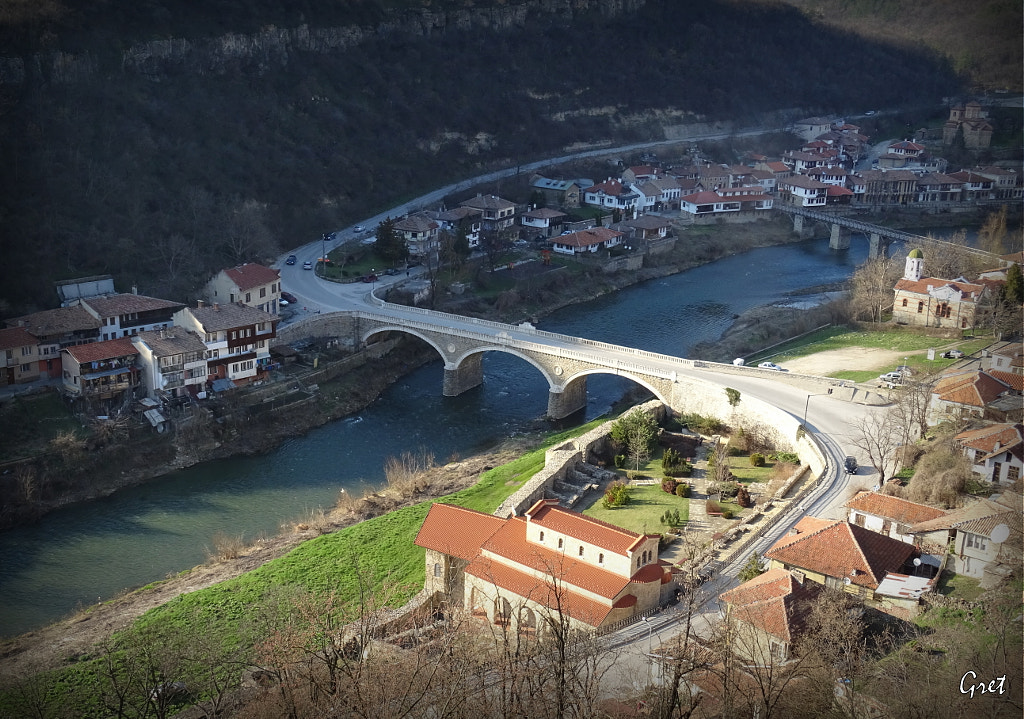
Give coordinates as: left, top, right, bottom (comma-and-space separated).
415, 498, 676, 632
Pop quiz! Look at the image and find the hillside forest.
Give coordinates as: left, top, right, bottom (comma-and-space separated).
0, 0, 1009, 314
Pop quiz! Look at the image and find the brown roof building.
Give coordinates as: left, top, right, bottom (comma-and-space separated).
720, 568, 821, 662
204, 263, 281, 315
765, 517, 917, 599
415, 499, 672, 632
846, 491, 948, 544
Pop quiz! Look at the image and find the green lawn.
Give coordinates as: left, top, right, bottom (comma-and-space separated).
728, 455, 775, 484
933, 571, 985, 602
583, 484, 689, 535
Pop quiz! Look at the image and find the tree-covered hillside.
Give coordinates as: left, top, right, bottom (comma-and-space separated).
0, 0, 963, 312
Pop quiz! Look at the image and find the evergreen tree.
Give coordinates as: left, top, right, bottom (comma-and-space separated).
1005, 262, 1023, 305
374, 217, 409, 265
738, 551, 764, 582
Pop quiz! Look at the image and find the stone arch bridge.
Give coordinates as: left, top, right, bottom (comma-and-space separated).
278, 300, 850, 419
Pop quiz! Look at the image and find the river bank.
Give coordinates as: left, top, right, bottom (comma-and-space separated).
3, 208, 994, 530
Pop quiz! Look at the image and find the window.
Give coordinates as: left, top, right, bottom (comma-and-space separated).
917, 301, 924, 313
1007, 466, 1019, 484
557, 538, 563, 550
21, 364, 31, 372
598, 553, 604, 565
966, 534, 987, 551
433, 563, 441, 578
539, 531, 544, 542
901, 298, 908, 307
260, 287, 266, 298
245, 292, 251, 303
578, 546, 584, 557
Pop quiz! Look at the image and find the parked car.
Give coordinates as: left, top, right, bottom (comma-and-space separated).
302, 261, 313, 270
878, 371, 903, 386
844, 456, 858, 474
758, 361, 784, 371
353, 225, 365, 233
362, 273, 377, 283
281, 291, 298, 303
285, 254, 297, 265
942, 349, 965, 359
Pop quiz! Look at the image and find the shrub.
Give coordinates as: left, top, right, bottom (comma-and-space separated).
661, 478, 679, 494
728, 445, 745, 457
750, 452, 766, 467
675, 483, 690, 498
706, 499, 722, 514
721, 508, 734, 519
662, 447, 689, 476
770, 451, 800, 464
602, 480, 630, 509
736, 485, 752, 508
678, 412, 725, 436
614, 454, 626, 469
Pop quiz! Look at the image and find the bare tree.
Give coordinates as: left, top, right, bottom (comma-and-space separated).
848, 254, 901, 323
846, 411, 904, 482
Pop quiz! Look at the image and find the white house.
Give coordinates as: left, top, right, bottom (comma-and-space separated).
173, 302, 278, 387
777, 174, 829, 207
394, 213, 440, 258
132, 328, 209, 399
551, 227, 623, 256
204, 263, 281, 315
78, 293, 184, 341
845, 491, 948, 545
520, 207, 567, 238
954, 423, 1023, 486
582, 179, 640, 217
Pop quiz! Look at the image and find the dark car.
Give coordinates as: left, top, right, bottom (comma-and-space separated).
844, 456, 858, 474
280, 291, 298, 304
362, 273, 377, 283
285, 254, 297, 265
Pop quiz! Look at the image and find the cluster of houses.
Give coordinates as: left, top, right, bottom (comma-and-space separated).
384, 102, 1019, 262
0, 264, 287, 415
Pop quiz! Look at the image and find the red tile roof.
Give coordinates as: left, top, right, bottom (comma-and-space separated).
8, 306, 102, 336
932, 370, 1012, 408
553, 227, 623, 250
414, 503, 505, 561
480, 517, 632, 599
766, 518, 916, 590
893, 277, 984, 301
524, 499, 648, 556
845, 492, 947, 526
720, 568, 820, 643
65, 337, 138, 364
988, 370, 1023, 391
0, 326, 38, 351
955, 423, 1023, 457
223, 264, 280, 292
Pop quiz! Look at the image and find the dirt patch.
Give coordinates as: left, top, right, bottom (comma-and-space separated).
781, 347, 911, 377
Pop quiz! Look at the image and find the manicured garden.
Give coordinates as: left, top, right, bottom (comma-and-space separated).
582, 483, 689, 535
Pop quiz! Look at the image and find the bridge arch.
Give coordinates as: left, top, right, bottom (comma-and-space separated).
361, 324, 449, 361
561, 367, 672, 405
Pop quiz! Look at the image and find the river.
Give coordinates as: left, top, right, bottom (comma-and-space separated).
0, 233, 914, 637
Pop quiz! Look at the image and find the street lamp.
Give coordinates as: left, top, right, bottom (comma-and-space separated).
321, 233, 328, 277
803, 392, 832, 428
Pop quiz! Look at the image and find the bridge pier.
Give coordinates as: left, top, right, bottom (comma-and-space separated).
443, 354, 483, 396
868, 232, 889, 259
792, 214, 814, 239
547, 376, 587, 420
828, 223, 850, 250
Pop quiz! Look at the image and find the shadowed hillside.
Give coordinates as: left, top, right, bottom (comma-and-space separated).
0, 0, 963, 312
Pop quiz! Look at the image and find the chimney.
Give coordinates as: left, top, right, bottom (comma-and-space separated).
214, 303, 220, 311
789, 528, 799, 536
197, 300, 205, 308
132, 285, 138, 295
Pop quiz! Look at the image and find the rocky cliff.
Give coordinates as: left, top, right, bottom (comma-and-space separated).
0, 0, 645, 85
